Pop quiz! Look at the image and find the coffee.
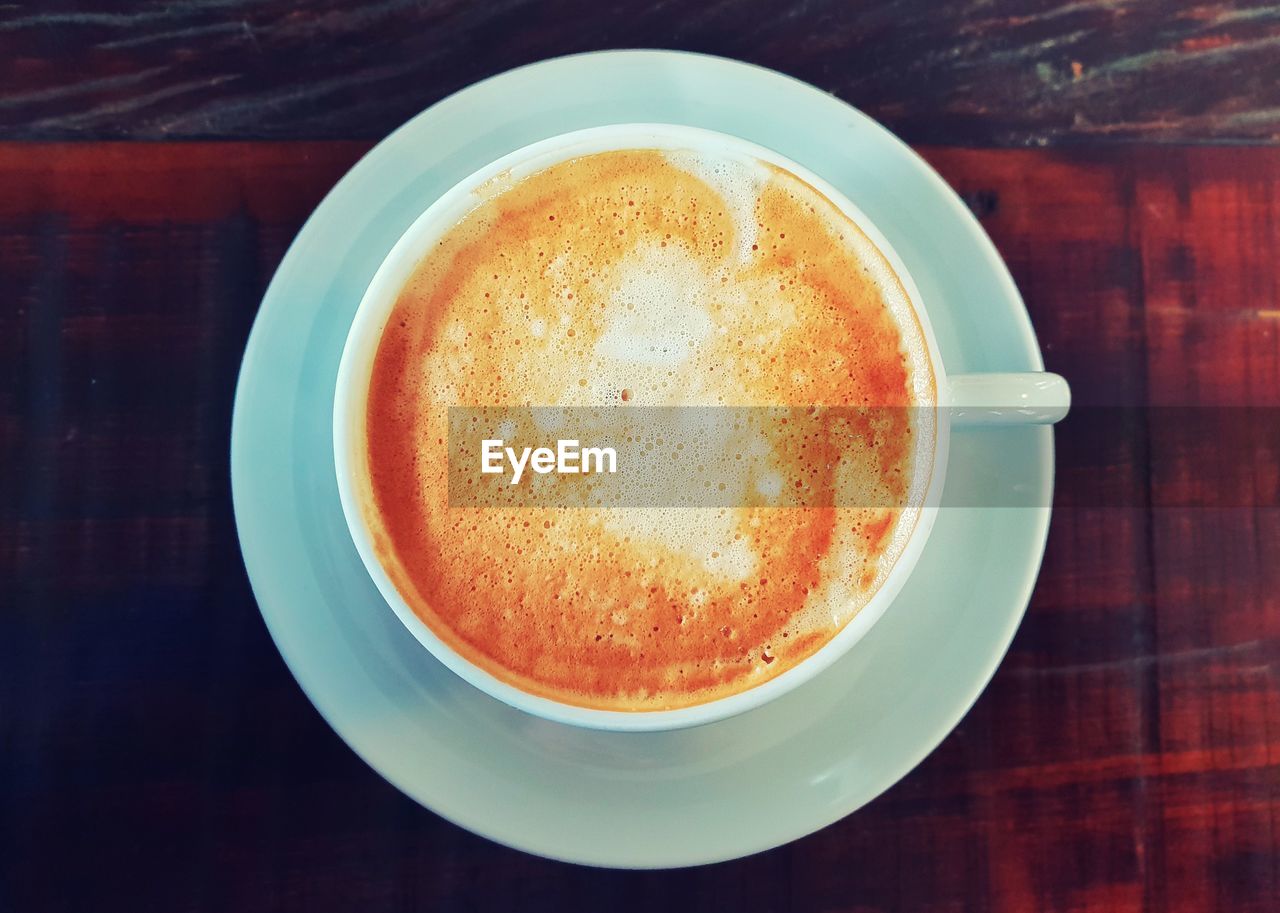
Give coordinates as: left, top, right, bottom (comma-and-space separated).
361, 148, 936, 711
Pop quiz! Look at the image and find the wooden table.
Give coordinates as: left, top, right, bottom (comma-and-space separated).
2, 3, 1277, 911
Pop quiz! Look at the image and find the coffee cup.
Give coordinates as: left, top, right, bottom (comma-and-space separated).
334, 124, 1069, 731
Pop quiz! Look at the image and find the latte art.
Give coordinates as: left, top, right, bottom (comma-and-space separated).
361, 147, 936, 711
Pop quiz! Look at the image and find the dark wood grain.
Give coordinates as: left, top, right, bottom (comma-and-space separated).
2, 140, 1278, 911
1, 1, 1280, 145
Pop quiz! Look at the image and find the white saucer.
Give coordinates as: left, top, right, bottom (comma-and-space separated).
231, 50, 1054, 868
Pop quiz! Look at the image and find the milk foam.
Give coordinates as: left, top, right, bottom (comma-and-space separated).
363, 147, 937, 711
592, 243, 715, 368
665, 149, 767, 263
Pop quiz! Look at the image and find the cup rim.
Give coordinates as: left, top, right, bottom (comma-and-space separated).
333, 123, 951, 731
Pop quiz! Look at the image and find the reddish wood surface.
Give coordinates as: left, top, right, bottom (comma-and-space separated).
1, 1, 1279, 145
2, 142, 1278, 911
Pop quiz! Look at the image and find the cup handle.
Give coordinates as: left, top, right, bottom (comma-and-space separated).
947, 373, 1071, 426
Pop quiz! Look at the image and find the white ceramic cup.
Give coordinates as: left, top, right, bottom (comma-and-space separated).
334, 124, 1070, 732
